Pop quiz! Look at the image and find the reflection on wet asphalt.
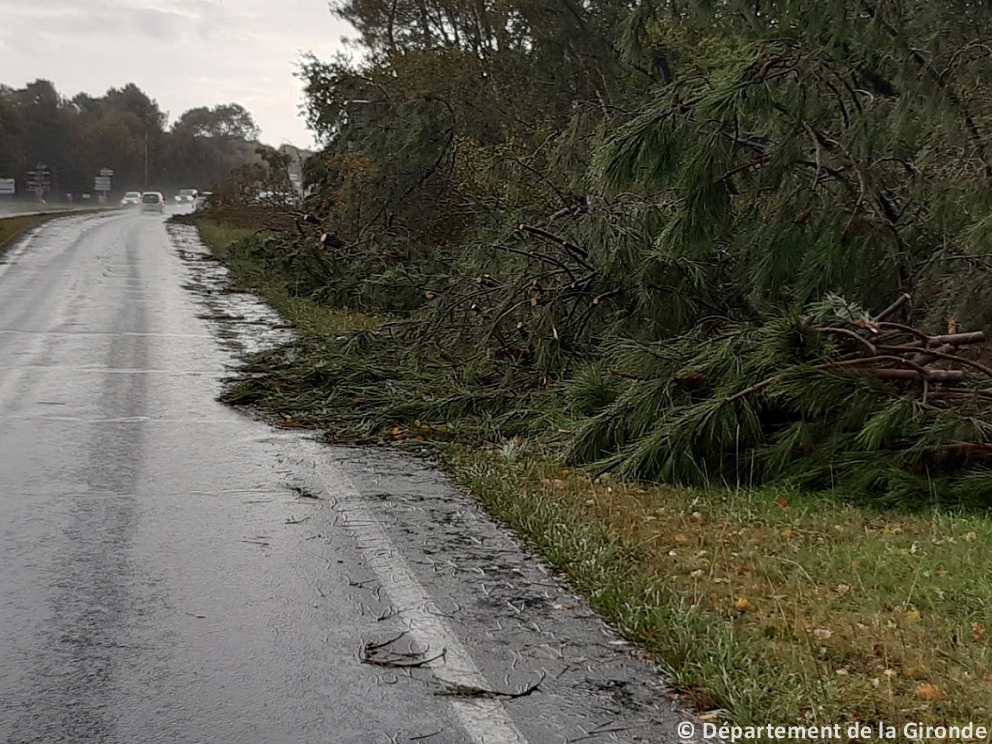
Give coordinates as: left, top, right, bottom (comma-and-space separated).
0, 212, 687, 743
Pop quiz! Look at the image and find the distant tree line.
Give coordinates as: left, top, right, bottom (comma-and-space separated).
0, 79, 264, 197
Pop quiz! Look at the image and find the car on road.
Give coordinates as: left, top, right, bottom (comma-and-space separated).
174, 188, 198, 204
140, 191, 166, 213
252, 188, 302, 208
193, 192, 212, 212
120, 191, 142, 208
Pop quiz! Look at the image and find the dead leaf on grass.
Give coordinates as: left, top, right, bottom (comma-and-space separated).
734, 597, 756, 612
915, 683, 942, 701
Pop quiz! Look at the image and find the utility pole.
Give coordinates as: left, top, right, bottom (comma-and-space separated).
144, 130, 149, 190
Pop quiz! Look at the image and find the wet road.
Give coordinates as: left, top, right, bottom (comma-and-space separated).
0, 211, 687, 743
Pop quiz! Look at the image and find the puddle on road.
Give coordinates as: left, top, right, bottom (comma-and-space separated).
168, 224, 293, 360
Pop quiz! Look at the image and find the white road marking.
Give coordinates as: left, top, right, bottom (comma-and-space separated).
310, 459, 531, 744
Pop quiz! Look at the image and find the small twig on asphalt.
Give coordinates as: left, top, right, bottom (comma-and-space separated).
435, 670, 546, 699
347, 577, 378, 588
360, 632, 448, 668
289, 484, 321, 499
361, 647, 447, 669
363, 632, 407, 652
410, 729, 443, 741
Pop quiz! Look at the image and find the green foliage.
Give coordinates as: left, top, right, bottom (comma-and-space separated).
231, 0, 992, 504
565, 301, 992, 503
222, 330, 560, 445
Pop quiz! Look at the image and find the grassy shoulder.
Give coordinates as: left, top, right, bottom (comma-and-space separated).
196, 218, 992, 735
198, 220, 383, 337
0, 213, 59, 253
451, 451, 991, 728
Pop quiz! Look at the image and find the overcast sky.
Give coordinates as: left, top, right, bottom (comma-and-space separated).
0, 0, 353, 147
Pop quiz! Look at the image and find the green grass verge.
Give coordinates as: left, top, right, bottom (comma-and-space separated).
448, 451, 991, 730
197, 220, 384, 337
0, 213, 59, 254
196, 218, 992, 737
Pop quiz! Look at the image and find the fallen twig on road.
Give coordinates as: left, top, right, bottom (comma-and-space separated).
360, 634, 448, 669
435, 671, 546, 699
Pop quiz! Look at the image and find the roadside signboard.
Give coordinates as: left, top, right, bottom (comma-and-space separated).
95, 170, 113, 202
0, 178, 14, 195
27, 162, 51, 195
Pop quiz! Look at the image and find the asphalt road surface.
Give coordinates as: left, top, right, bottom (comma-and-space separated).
0, 210, 689, 743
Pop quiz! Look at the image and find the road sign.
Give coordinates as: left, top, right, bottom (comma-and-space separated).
0, 179, 14, 195
95, 168, 112, 194
28, 162, 52, 194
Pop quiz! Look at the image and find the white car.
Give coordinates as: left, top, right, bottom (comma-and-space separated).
140, 192, 166, 214
174, 189, 198, 204
253, 189, 301, 207
120, 191, 141, 207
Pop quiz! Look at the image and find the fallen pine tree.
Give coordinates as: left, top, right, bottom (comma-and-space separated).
567, 295, 992, 502
206, 0, 992, 506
